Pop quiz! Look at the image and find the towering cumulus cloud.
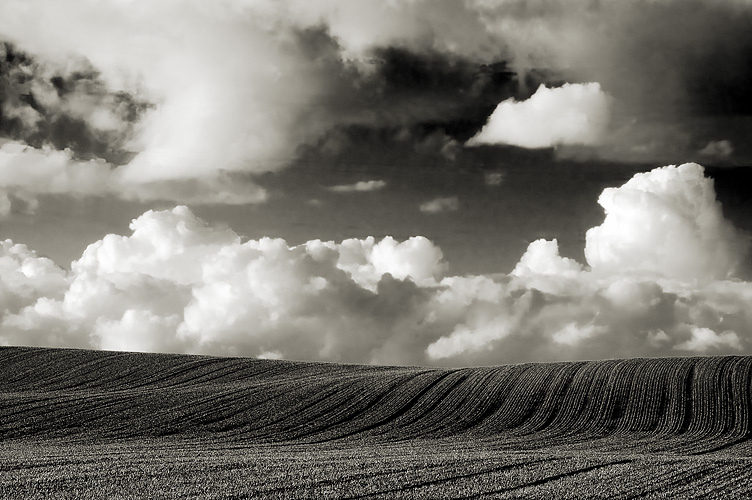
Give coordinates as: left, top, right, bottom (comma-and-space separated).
585, 163, 748, 282
467, 83, 612, 148
0, 163, 750, 365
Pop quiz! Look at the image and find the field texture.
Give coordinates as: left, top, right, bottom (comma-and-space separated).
1, 347, 751, 498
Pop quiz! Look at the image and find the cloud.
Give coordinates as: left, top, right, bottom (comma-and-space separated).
419, 197, 459, 214
425, 163, 750, 364
584, 163, 749, 282
412, 130, 461, 161
328, 180, 387, 193
699, 140, 733, 158
552, 322, 606, 346
467, 83, 611, 148
0, 206, 448, 361
0, 1, 356, 206
484, 172, 504, 186
426, 316, 514, 360
0, 240, 68, 299
0, 164, 751, 365
512, 239, 583, 278
674, 326, 742, 352
1, 1, 329, 181
0, 1, 512, 208
473, 0, 752, 163
0, 141, 267, 215
0, 142, 112, 198
287, 0, 497, 61
2, 0, 752, 209
0, 43, 147, 162
257, 350, 284, 360
294, 0, 752, 164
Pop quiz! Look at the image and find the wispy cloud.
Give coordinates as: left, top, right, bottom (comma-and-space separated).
699, 139, 733, 158
328, 180, 387, 193
419, 197, 459, 214
484, 172, 504, 186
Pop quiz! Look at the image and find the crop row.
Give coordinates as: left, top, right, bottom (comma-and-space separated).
1, 346, 751, 456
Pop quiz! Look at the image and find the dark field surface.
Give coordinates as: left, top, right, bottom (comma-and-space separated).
1, 347, 751, 498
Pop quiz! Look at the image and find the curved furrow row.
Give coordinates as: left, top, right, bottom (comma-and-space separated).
678, 357, 740, 453
534, 360, 623, 438
614, 358, 667, 434
281, 371, 422, 443
483, 362, 586, 438
302, 370, 455, 442
114, 385, 288, 438
656, 358, 696, 436
366, 370, 474, 440
400, 369, 505, 438
694, 464, 752, 499
241, 368, 430, 441
3, 350, 134, 392
681, 463, 752, 499
1, 347, 752, 455
469, 459, 633, 500
465, 363, 557, 435
254, 378, 408, 441
452, 364, 535, 438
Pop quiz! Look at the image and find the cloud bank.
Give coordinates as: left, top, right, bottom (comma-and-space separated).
467, 83, 611, 148
1, 163, 750, 365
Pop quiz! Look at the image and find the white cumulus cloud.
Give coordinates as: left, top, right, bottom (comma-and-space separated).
674, 326, 742, 352
512, 239, 583, 278
0, 163, 751, 366
467, 83, 611, 149
585, 163, 749, 282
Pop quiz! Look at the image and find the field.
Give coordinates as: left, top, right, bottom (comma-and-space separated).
1, 347, 751, 498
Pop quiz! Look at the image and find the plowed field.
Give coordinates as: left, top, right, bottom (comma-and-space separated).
1, 347, 750, 498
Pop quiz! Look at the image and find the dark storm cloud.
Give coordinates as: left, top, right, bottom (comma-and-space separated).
465, 0, 752, 112
488, 0, 752, 162
1, 0, 752, 209
305, 45, 563, 161
315, 44, 525, 148
306, 0, 752, 162
0, 42, 147, 164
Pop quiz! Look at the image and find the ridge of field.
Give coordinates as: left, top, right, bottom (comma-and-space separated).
1, 346, 751, 454
1, 346, 751, 498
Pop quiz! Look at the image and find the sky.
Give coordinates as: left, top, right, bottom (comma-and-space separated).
1, 0, 752, 366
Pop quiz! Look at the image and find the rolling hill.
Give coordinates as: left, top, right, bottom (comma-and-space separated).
1, 346, 751, 498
